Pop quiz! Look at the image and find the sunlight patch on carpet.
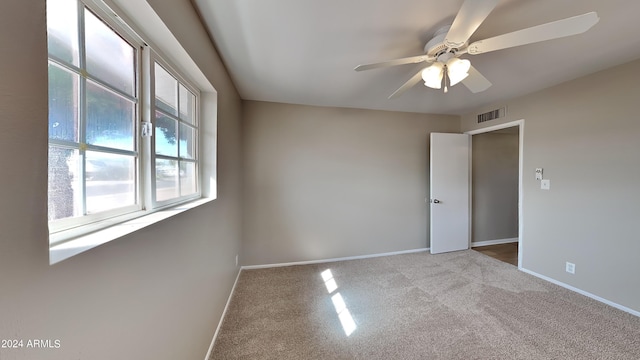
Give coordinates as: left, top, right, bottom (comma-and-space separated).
322, 269, 357, 336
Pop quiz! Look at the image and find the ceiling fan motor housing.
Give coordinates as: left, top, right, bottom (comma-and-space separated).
424, 25, 464, 58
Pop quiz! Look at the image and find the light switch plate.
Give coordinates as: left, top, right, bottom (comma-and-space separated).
541, 179, 550, 190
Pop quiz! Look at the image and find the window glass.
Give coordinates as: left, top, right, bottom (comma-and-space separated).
48, 62, 79, 142
155, 63, 178, 116
155, 112, 178, 157
156, 159, 179, 201
179, 123, 196, 159
179, 84, 195, 124
86, 81, 135, 151
48, 146, 81, 221
46, 0, 80, 66
85, 151, 136, 214
180, 162, 197, 196
85, 9, 135, 96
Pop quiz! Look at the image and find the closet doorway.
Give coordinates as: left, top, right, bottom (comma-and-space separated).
467, 120, 523, 267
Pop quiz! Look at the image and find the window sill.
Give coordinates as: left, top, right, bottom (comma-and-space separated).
49, 196, 215, 265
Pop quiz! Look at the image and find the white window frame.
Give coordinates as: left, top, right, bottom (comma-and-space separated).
48, 0, 209, 260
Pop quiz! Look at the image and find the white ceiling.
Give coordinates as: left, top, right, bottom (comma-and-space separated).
193, 0, 640, 115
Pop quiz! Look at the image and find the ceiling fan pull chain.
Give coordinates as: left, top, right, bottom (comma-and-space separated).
444, 67, 449, 93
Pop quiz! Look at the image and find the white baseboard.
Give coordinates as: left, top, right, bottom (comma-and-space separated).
520, 267, 640, 318
204, 268, 242, 360
471, 237, 518, 248
241, 248, 429, 270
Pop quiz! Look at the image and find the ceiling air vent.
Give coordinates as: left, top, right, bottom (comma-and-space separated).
477, 106, 506, 123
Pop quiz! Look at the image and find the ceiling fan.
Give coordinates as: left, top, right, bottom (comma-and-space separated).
355, 0, 599, 98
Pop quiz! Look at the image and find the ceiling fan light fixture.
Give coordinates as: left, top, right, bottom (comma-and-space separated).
422, 63, 444, 89
446, 58, 471, 86
448, 70, 469, 86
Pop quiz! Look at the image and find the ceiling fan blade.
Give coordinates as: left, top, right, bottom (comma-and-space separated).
388, 69, 424, 99
445, 0, 500, 49
461, 65, 491, 93
354, 55, 432, 71
467, 12, 599, 55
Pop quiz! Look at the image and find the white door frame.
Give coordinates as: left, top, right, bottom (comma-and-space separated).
466, 119, 524, 269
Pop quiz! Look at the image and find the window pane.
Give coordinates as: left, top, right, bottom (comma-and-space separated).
86, 81, 135, 151
179, 84, 195, 123
47, 0, 80, 66
48, 62, 79, 142
179, 123, 195, 159
155, 63, 178, 116
85, 9, 135, 96
86, 151, 135, 214
180, 162, 197, 196
155, 111, 178, 157
156, 159, 179, 201
48, 146, 81, 220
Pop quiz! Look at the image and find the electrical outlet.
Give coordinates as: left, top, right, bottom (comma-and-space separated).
235, 255, 238, 267
566, 262, 575, 274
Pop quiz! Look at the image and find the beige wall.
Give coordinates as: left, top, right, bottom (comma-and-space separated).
0, 1, 242, 359
461, 59, 640, 312
242, 101, 459, 265
472, 131, 519, 243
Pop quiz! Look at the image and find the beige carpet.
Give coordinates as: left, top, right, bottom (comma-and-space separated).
210, 250, 640, 359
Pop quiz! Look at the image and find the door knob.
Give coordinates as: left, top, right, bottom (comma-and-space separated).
432, 199, 441, 204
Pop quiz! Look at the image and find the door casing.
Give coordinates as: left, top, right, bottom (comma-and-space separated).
466, 119, 524, 268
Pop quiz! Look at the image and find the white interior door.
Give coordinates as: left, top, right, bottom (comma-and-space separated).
430, 133, 470, 254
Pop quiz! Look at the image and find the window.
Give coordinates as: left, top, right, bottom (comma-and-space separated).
47, 0, 141, 232
152, 60, 200, 204
47, 0, 202, 244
